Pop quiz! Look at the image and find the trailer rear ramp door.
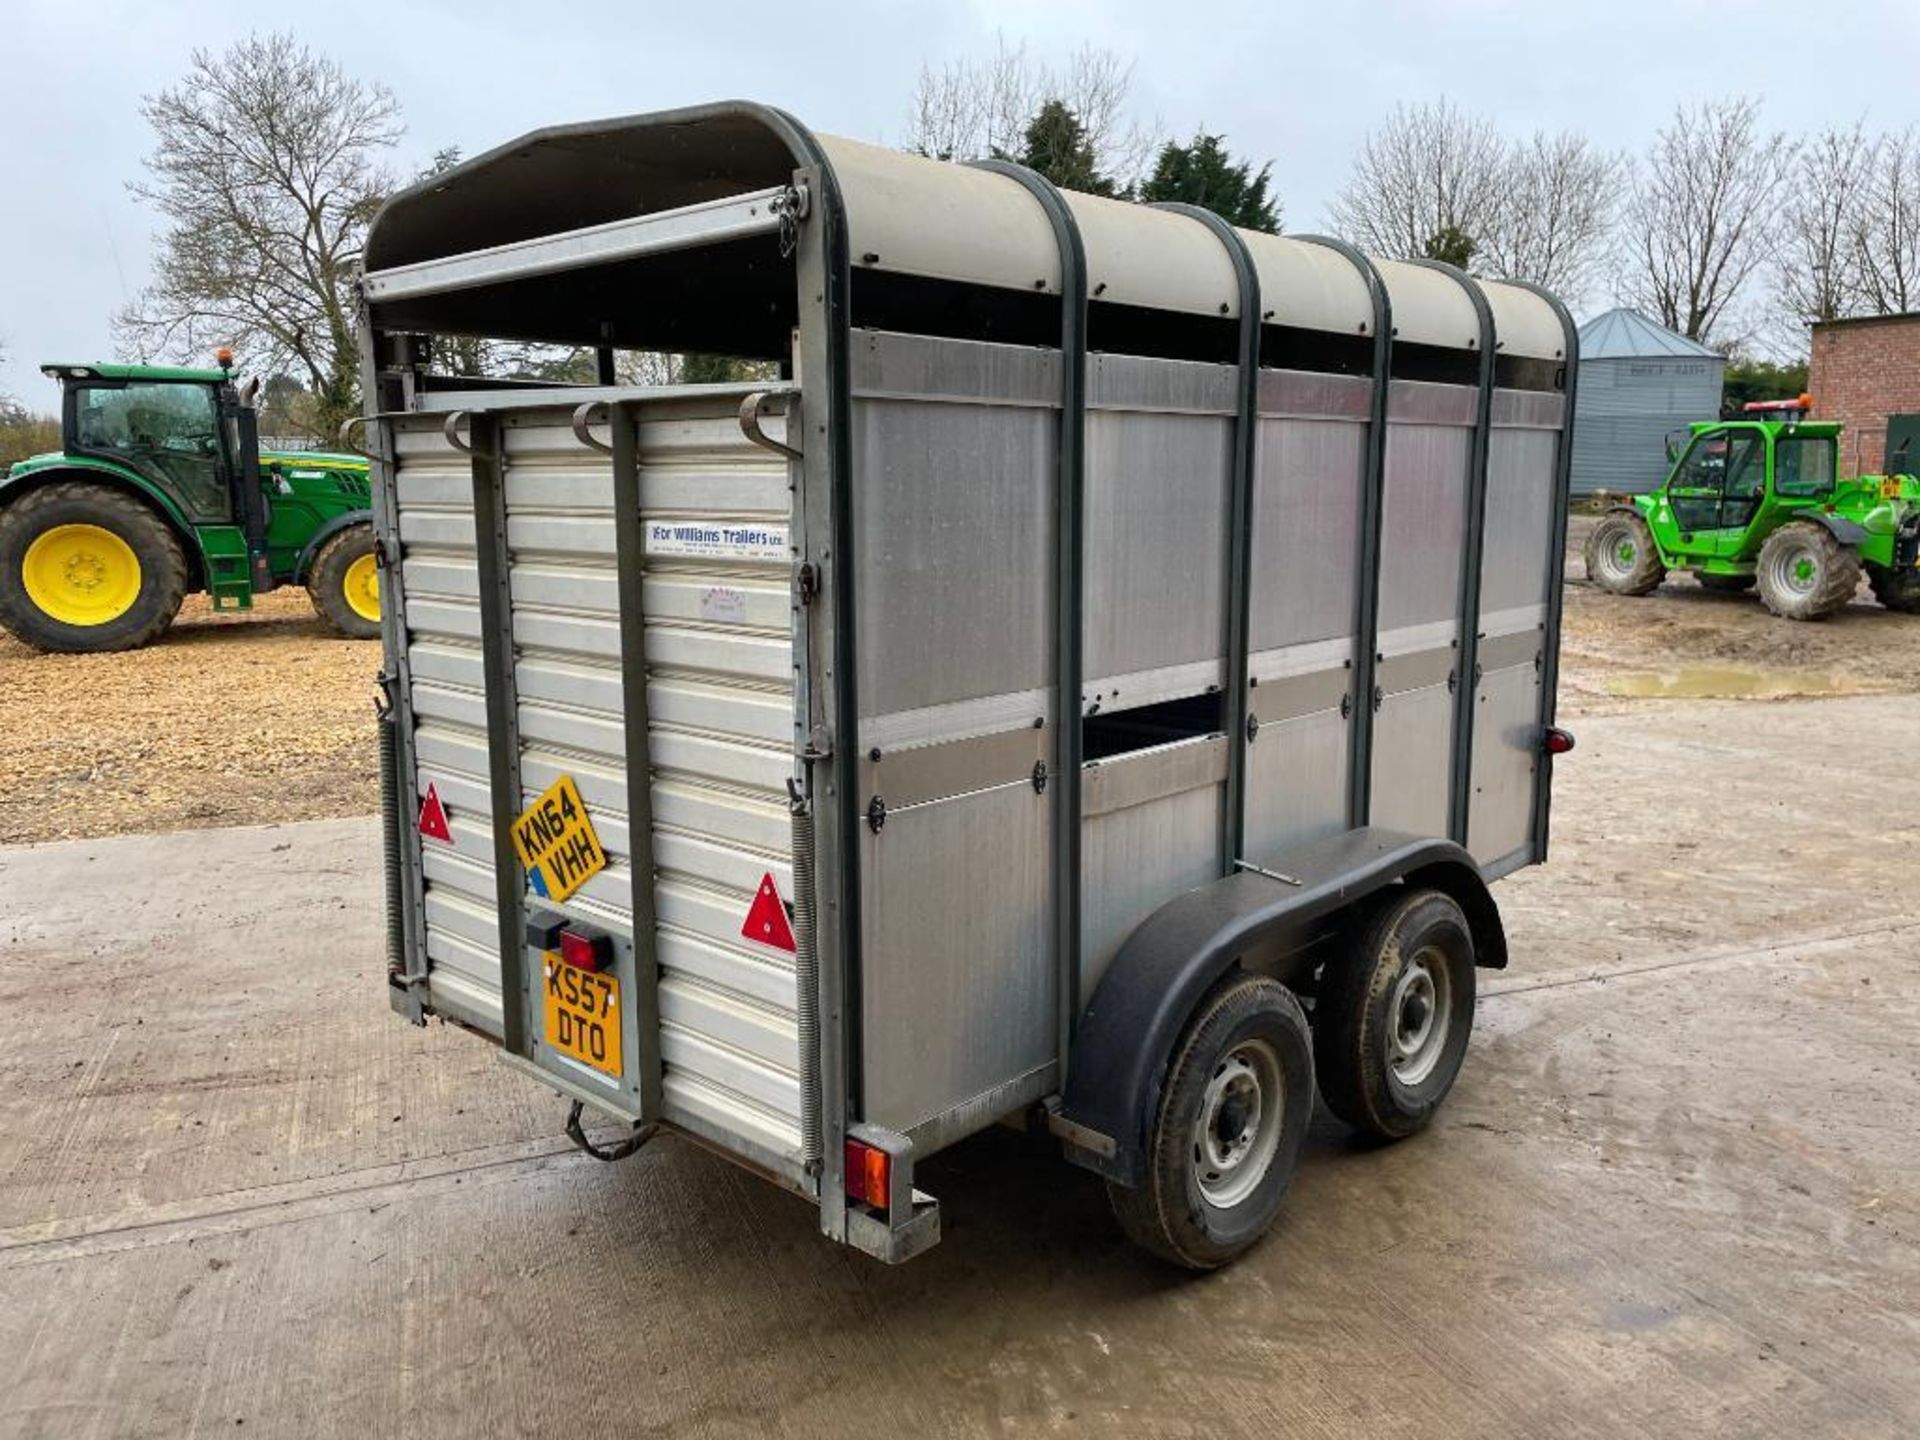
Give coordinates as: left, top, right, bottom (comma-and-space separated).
394, 388, 810, 1182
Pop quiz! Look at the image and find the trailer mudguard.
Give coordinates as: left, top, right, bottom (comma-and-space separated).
1056, 827, 1506, 1188
291, 508, 375, 583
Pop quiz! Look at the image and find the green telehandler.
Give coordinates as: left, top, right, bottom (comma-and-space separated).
0, 353, 380, 652
1585, 394, 1920, 621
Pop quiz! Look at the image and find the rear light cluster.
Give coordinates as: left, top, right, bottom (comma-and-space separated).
558, 928, 610, 971
844, 1138, 892, 1211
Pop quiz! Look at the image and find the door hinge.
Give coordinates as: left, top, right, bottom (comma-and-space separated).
796, 562, 819, 607
1031, 760, 1049, 793
866, 794, 887, 833
1340, 692, 1353, 720
1244, 713, 1261, 743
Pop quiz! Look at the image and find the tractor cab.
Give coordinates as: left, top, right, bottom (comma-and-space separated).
46, 355, 274, 605
1654, 396, 1840, 560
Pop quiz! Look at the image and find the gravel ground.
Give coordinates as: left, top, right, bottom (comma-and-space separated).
1, 520, 1915, 845
0, 590, 379, 844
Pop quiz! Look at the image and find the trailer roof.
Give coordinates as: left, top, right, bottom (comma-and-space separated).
362, 104, 1563, 361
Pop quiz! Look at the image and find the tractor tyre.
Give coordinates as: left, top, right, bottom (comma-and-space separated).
306, 524, 382, 639
1756, 522, 1861, 621
1107, 972, 1314, 1270
1867, 563, 1920, 614
1313, 888, 1477, 1141
1695, 572, 1756, 594
0, 481, 188, 653
1584, 511, 1666, 596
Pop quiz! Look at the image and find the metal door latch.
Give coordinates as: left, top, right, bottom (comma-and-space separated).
866, 795, 887, 832
1244, 713, 1261, 743
796, 562, 819, 606
1031, 760, 1049, 793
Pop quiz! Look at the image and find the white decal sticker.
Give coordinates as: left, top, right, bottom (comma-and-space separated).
700, 585, 748, 624
644, 521, 789, 563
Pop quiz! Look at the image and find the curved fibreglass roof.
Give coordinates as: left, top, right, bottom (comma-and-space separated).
364, 104, 1566, 357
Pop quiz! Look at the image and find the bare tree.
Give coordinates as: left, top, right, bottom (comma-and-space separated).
1623, 98, 1794, 344
1774, 123, 1874, 327
1854, 128, 1920, 315
116, 33, 401, 441
1327, 100, 1507, 261
905, 36, 1157, 183
1480, 131, 1623, 306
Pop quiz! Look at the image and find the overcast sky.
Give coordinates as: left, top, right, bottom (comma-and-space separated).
5, 0, 1918, 405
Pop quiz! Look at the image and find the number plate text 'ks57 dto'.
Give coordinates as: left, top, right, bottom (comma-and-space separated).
543, 958, 622, 1077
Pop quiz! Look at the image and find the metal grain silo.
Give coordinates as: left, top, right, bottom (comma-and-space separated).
1571, 308, 1723, 496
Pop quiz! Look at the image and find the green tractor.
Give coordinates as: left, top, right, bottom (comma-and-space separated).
0, 355, 381, 652
1585, 395, 1920, 621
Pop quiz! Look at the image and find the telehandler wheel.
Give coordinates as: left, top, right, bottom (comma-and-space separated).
1107, 972, 1314, 1270
1313, 888, 1477, 1142
1695, 572, 1756, 594
1868, 563, 1920, 614
1584, 511, 1666, 596
307, 524, 381, 639
1756, 521, 1861, 621
0, 481, 187, 653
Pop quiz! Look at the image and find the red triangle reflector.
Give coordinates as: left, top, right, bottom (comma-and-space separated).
742, 872, 796, 954
418, 784, 452, 843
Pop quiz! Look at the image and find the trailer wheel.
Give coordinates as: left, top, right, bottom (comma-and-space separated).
307, 524, 381, 639
0, 481, 188, 653
1583, 512, 1666, 595
1867, 563, 1920, 614
1107, 972, 1313, 1270
1314, 888, 1476, 1141
1695, 572, 1756, 594
1756, 521, 1860, 621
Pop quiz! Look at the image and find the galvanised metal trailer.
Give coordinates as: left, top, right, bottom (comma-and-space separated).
358, 104, 1578, 1269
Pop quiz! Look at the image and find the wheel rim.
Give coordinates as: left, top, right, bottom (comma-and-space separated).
1388, 947, 1452, 1087
1190, 1039, 1285, 1209
21, 523, 143, 626
1593, 521, 1638, 584
343, 552, 381, 622
1770, 542, 1821, 596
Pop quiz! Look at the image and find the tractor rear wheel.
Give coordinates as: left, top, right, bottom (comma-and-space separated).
0, 481, 188, 652
1584, 511, 1666, 596
1756, 522, 1861, 621
1867, 563, 1920, 614
306, 524, 381, 639
1695, 572, 1756, 594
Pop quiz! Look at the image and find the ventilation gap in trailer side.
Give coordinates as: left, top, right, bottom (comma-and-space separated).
1083, 692, 1226, 762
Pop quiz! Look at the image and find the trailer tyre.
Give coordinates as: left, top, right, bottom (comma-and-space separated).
1314, 888, 1476, 1141
1867, 563, 1920, 614
1756, 521, 1860, 621
1107, 972, 1313, 1270
0, 481, 188, 652
306, 524, 381, 639
1584, 511, 1666, 596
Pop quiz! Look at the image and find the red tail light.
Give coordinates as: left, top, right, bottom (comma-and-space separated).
1543, 726, 1577, 756
844, 1138, 891, 1211
558, 928, 609, 971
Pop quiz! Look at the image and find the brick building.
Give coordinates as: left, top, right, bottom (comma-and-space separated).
1808, 312, 1920, 475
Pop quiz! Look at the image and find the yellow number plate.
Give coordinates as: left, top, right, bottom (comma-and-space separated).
510, 774, 606, 904
543, 958, 623, 1077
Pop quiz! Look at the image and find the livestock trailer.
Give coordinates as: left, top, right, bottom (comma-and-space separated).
359, 104, 1578, 1269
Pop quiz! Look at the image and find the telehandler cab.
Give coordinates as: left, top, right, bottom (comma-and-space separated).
0, 352, 380, 652
1585, 395, 1920, 620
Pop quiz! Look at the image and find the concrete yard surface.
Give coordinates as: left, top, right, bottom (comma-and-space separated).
1, 696, 1918, 1438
